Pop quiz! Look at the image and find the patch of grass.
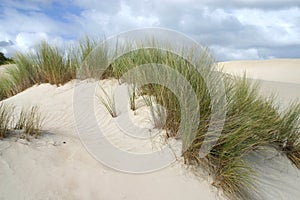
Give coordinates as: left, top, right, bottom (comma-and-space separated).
78, 37, 109, 79
0, 75, 15, 100
0, 104, 44, 140
126, 83, 138, 111
36, 41, 76, 85
14, 106, 44, 140
142, 95, 166, 129
183, 75, 279, 198
0, 41, 78, 100
0, 103, 14, 138
105, 47, 264, 198
96, 84, 117, 118
278, 103, 300, 168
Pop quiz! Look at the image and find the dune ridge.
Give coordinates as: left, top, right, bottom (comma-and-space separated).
0, 39, 299, 200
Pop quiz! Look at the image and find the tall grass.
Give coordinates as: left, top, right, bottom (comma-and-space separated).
278, 103, 300, 168
0, 36, 300, 199
103, 46, 300, 199
35, 41, 76, 85
0, 40, 79, 100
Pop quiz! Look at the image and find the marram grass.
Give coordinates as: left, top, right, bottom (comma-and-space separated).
0, 104, 44, 140
96, 84, 117, 118
14, 106, 44, 140
0, 103, 14, 138
0, 37, 299, 199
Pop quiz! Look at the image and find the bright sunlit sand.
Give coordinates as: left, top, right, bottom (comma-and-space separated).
0, 58, 299, 199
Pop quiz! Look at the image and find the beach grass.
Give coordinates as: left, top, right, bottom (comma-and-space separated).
128, 84, 137, 111
142, 95, 166, 129
0, 37, 299, 199
14, 106, 44, 140
0, 103, 14, 138
96, 84, 117, 118
0, 103, 43, 140
278, 103, 300, 168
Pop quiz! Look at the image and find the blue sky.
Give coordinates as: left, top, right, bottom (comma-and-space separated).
0, 0, 299, 61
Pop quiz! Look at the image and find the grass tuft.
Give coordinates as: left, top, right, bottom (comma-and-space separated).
0, 103, 14, 138
96, 84, 117, 118
15, 106, 44, 140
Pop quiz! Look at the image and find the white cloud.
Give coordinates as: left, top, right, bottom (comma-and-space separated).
68, 1, 160, 37
212, 45, 261, 60
0, 0, 299, 60
15, 32, 48, 51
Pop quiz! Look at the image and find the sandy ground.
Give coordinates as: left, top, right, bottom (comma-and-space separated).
0, 80, 220, 200
0, 59, 300, 200
218, 59, 300, 84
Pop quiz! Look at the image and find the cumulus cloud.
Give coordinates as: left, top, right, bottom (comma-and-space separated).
0, 0, 299, 60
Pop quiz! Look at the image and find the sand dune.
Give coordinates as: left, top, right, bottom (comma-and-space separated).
0, 59, 300, 199
219, 59, 300, 109
0, 80, 221, 200
218, 59, 300, 84
220, 59, 300, 199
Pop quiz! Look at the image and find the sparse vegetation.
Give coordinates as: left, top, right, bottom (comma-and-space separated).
14, 106, 44, 140
0, 36, 299, 199
96, 84, 117, 118
0, 103, 14, 138
143, 95, 166, 129
0, 103, 44, 140
278, 103, 300, 168
128, 84, 137, 111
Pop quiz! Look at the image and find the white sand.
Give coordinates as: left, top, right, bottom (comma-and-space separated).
218, 59, 300, 84
0, 59, 300, 199
0, 80, 220, 200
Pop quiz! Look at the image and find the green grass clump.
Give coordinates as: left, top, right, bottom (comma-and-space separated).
0, 41, 79, 100
35, 41, 76, 85
0, 104, 44, 140
183, 77, 265, 199
14, 106, 44, 140
96, 84, 117, 118
277, 103, 300, 168
101, 47, 265, 198
0, 103, 14, 138
105, 45, 300, 199
128, 84, 137, 111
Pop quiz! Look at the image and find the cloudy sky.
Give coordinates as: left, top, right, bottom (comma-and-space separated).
0, 0, 299, 61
